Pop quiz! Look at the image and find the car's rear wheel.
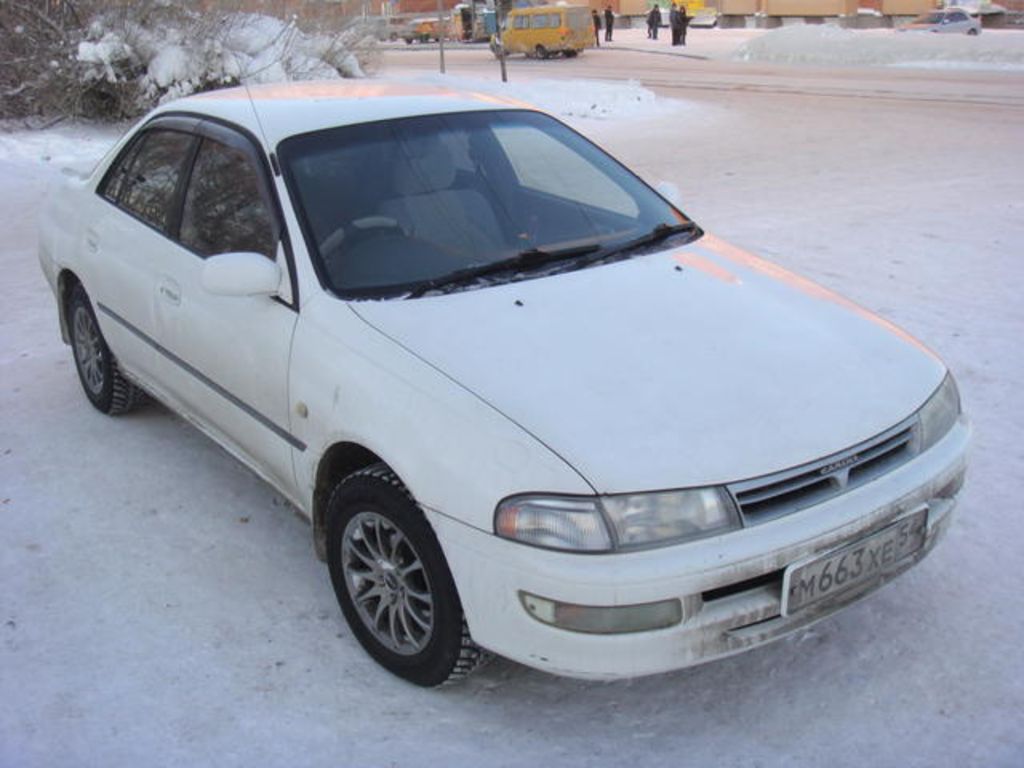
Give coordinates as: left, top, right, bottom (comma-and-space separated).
326, 464, 487, 686
535, 44, 549, 59
68, 283, 146, 415
967, 27, 979, 36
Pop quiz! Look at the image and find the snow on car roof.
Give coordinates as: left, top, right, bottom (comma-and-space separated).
157, 80, 536, 147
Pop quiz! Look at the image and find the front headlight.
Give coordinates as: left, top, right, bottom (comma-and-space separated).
495, 487, 740, 553
601, 488, 739, 549
917, 374, 961, 453
494, 496, 612, 552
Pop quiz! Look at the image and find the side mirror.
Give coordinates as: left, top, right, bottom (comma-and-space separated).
202, 251, 281, 297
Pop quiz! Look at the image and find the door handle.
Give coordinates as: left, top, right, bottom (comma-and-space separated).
158, 277, 181, 306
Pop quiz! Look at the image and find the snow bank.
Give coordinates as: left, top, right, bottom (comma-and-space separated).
735, 25, 1024, 70
403, 74, 682, 121
66, 10, 374, 117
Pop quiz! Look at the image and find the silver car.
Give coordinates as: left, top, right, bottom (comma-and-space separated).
898, 8, 982, 35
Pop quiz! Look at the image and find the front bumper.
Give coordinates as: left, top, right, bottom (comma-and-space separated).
427, 416, 969, 680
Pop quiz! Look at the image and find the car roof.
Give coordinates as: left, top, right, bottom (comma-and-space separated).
153, 80, 536, 148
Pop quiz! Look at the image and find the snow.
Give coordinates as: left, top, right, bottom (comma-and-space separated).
406, 74, 682, 119
73, 11, 368, 108
3, 35, 1024, 768
735, 25, 1024, 70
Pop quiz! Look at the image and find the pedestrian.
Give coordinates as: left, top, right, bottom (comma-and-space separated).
591, 8, 601, 47
669, 3, 682, 46
679, 4, 690, 46
604, 5, 614, 42
647, 4, 661, 40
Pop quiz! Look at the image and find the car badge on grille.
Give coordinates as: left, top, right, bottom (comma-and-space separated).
818, 453, 861, 477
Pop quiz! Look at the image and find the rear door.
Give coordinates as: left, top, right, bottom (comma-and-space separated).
85, 120, 200, 386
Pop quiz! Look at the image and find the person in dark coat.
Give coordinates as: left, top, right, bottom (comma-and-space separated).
591, 8, 601, 47
669, 3, 682, 46
646, 5, 661, 39
679, 4, 690, 46
604, 5, 614, 42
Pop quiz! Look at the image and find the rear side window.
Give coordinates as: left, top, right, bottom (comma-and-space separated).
179, 139, 276, 258
115, 130, 195, 233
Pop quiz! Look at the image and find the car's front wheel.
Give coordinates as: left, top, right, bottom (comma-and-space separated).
68, 283, 146, 415
325, 464, 487, 686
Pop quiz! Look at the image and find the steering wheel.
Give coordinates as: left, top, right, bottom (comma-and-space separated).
318, 216, 403, 257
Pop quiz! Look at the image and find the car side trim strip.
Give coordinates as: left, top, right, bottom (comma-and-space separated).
96, 303, 306, 452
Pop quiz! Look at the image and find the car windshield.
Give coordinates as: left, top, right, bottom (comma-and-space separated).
279, 110, 699, 299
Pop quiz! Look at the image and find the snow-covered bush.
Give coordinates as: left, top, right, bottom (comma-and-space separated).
1, 0, 377, 120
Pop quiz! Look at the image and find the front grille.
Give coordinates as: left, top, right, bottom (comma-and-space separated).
729, 417, 917, 524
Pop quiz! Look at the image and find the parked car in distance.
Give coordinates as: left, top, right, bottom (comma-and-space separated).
403, 16, 449, 43
38, 81, 969, 686
897, 7, 982, 34
491, 4, 592, 59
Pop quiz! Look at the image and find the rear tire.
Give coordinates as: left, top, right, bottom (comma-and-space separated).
68, 283, 146, 415
535, 44, 549, 59
325, 464, 488, 686
966, 27, 979, 36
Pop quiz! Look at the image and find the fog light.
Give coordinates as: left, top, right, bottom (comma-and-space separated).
519, 591, 683, 634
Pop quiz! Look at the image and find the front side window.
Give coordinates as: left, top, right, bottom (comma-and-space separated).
179, 138, 276, 258
115, 129, 195, 232
280, 110, 698, 299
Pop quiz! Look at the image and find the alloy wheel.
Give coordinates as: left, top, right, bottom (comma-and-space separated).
341, 511, 434, 655
72, 305, 105, 395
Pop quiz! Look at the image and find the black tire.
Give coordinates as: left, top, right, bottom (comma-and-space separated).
966, 27, 979, 36
67, 283, 146, 415
326, 464, 487, 686
535, 44, 549, 60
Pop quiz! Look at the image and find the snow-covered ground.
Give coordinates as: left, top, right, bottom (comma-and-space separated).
2, 39, 1023, 768
734, 25, 1024, 69
463, 24, 1024, 70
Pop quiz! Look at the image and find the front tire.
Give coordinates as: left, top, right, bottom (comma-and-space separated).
326, 464, 487, 686
68, 283, 146, 415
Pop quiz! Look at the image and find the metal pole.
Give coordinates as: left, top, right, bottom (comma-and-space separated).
498, 4, 508, 83
437, 0, 446, 73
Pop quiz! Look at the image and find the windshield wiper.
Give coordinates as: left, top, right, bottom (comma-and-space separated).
590, 222, 699, 264
406, 243, 600, 298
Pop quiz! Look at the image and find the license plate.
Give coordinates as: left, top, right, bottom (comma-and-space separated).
782, 508, 929, 616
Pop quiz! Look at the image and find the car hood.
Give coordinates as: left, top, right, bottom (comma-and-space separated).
352, 234, 945, 494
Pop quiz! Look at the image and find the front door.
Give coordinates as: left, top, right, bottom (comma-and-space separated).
148, 126, 300, 495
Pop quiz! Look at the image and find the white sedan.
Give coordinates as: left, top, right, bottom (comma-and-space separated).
38, 81, 969, 686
